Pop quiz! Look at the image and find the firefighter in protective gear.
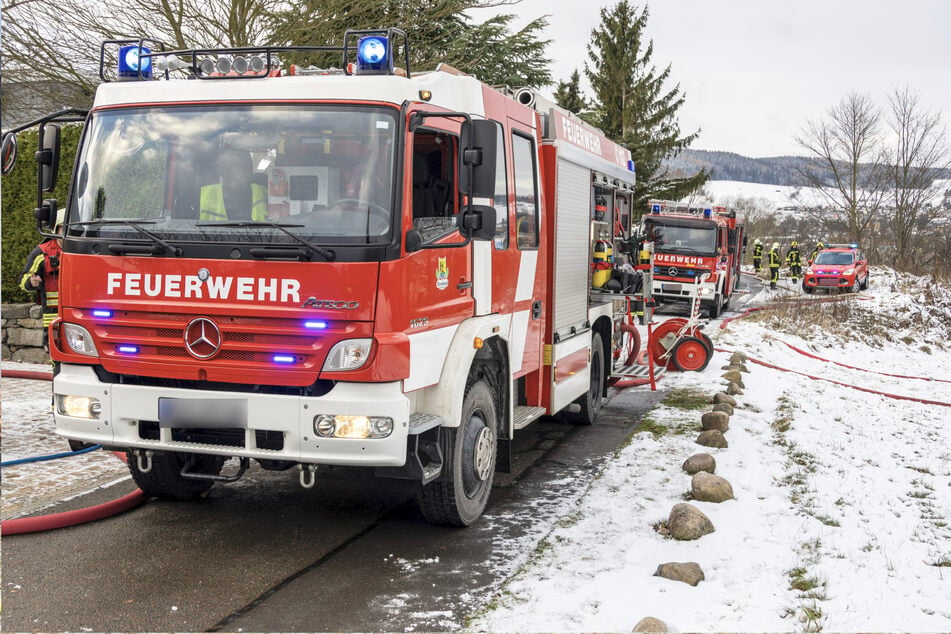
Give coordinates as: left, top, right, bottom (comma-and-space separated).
786, 240, 802, 282
768, 242, 781, 289
810, 241, 824, 263
19, 208, 65, 333
752, 239, 763, 273
200, 147, 268, 221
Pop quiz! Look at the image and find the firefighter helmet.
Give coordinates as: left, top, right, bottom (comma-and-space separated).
791, 240, 798, 247
754, 239, 761, 245
772, 242, 779, 250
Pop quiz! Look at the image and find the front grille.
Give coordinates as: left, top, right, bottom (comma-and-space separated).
92, 310, 327, 371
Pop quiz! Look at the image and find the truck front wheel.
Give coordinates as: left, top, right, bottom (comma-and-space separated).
127, 451, 224, 501
418, 379, 498, 526
567, 334, 605, 426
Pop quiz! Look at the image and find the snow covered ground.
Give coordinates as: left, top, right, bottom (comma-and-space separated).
2, 267, 949, 633
471, 267, 951, 633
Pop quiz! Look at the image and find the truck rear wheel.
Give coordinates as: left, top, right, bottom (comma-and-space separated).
567, 334, 605, 426
418, 379, 498, 526
127, 451, 224, 501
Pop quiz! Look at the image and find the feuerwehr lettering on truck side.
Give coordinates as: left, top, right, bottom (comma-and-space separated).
105, 272, 302, 303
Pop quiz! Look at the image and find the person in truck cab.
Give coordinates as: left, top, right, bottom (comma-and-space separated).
200, 147, 268, 221
18, 208, 65, 338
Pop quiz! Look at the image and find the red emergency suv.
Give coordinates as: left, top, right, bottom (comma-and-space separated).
803, 243, 869, 293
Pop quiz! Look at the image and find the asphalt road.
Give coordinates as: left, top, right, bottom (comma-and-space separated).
2, 387, 665, 633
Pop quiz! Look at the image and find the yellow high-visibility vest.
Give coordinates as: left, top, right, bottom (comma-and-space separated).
200, 183, 267, 221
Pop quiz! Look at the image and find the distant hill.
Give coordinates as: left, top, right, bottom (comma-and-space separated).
664, 149, 809, 186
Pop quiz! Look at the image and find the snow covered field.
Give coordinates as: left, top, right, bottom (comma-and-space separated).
472, 268, 951, 633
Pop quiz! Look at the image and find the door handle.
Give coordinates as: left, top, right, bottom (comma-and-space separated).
457, 280, 473, 290
532, 300, 542, 319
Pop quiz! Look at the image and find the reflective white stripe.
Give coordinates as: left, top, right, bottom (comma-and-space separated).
508, 310, 530, 374
473, 240, 492, 315
405, 324, 460, 392
514, 250, 538, 302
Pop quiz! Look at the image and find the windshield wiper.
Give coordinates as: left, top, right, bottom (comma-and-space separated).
75, 219, 182, 256
196, 221, 336, 262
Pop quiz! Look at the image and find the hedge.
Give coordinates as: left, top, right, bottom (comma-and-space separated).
1, 124, 81, 303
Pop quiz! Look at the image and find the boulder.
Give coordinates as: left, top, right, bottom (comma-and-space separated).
729, 351, 748, 364
667, 503, 714, 540
682, 453, 716, 474
696, 429, 728, 448
726, 382, 744, 396
701, 411, 729, 433
712, 402, 734, 416
632, 616, 668, 633
654, 562, 705, 586
691, 472, 735, 502
721, 369, 743, 383
712, 392, 736, 406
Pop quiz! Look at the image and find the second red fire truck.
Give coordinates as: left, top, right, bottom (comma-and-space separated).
3, 28, 646, 526
640, 199, 746, 318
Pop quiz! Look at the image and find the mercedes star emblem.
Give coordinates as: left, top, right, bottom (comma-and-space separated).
668, 267, 679, 277
184, 317, 222, 359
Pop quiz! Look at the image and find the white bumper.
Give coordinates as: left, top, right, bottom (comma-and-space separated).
53, 364, 410, 467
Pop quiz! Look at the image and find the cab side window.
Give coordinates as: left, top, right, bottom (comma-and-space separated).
412, 131, 456, 243
493, 126, 509, 249
512, 132, 538, 249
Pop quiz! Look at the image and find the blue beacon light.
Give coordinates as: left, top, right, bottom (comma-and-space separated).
118, 45, 153, 79
355, 36, 391, 74
273, 355, 296, 365
92, 309, 113, 318
305, 320, 328, 330
703, 208, 712, 218
117, 345, 140, 354
651, 204, 661, 214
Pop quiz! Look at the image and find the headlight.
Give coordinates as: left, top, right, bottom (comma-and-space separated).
322, 339, 372, 371
55, 394, 101, 419
63, 323, 98, 357
843, 268, 855, 275
313, 414, 394, 439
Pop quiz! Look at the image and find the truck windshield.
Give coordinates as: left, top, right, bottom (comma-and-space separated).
644, 219, 717, 256
70, 105, 397, 245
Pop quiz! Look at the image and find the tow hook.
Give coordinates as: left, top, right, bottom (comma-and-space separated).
135, 450, 154, 474
298, 463, 317, 489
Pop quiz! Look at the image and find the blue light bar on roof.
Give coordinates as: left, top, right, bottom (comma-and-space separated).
355, 36, 392, 75
118, 45, 152, 79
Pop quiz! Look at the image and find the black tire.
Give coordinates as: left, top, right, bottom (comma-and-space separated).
861, 274, 869, 290
698, 331, 714, 356
127, 451, 224, 501
803, 284, 814, 294
418, 380, 498, 526
850, 277, 860, 294
68, 439, 97, 452
567, 334, 605, 426
707, 294, 722, 318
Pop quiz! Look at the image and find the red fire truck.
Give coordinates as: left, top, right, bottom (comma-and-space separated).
2, 29, 641, 526
640, 200, 746, 318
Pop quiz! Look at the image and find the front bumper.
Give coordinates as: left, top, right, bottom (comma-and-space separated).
803, 275, 854, 288
53, 364, 410, 467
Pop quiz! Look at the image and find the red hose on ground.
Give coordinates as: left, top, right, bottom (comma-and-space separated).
1, 369, 54, 381
765, 336, 951, 384
1, 489, 148, 536
714, 347, 951, 408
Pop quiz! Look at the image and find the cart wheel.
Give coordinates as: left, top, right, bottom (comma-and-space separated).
649, 318, 688, 366
671, 336, 711, 372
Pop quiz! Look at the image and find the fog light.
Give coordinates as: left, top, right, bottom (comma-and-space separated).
312, 414, 394, 438
56, 395, 101, 419
314, 414, 336, 437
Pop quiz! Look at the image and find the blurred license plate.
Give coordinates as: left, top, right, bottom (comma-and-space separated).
158, 398, 248, 429
662, 283, 682, 292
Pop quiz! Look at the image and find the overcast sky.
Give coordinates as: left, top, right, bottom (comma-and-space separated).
481, 0, 951, 158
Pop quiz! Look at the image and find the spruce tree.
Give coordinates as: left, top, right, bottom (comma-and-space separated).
585, 1, 707, 211
554, 69, 589, 115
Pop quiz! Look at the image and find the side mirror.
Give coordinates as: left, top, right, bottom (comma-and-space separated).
459, 204, 496, 241
36, 124, 61, 192
458, 119, 498, 199
1, 132, 18, 174
35, 198, 58, 231
405, 229, 423, 253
